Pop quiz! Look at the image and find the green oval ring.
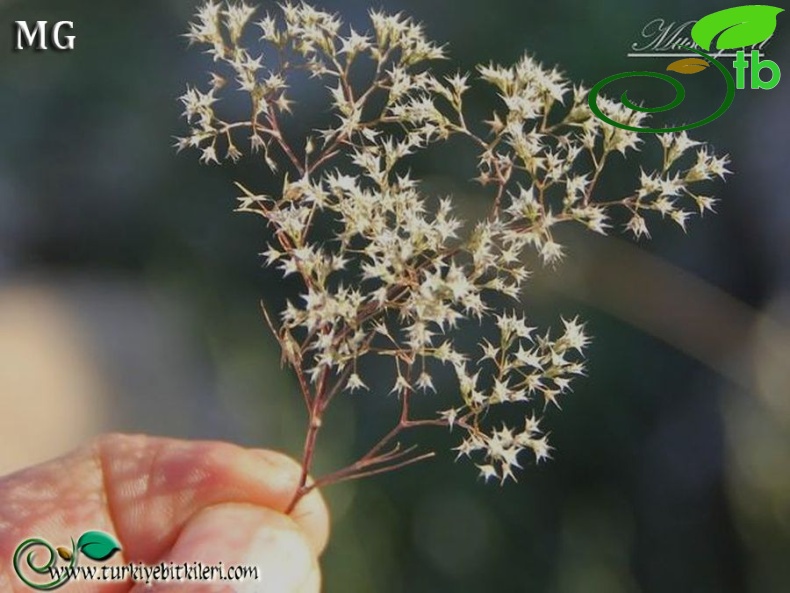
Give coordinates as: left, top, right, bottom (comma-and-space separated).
588, 46, 736, 134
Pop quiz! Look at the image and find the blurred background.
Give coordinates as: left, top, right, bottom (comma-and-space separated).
1, 0, 789, 591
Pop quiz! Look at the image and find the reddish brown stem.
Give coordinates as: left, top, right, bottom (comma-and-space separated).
285, 387, 435, 513
316, 451, 436, 488
286, 413, 321, 513
267, 107, 305, 176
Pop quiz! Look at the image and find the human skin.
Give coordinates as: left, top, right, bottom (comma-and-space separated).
0, 434, 329, 592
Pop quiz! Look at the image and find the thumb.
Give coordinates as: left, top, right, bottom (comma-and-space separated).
130, 503, 320, 593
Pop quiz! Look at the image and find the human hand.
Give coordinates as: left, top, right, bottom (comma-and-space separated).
0, 434, 329, 592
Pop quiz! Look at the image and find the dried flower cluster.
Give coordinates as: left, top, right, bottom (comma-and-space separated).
177, 1, 730, 503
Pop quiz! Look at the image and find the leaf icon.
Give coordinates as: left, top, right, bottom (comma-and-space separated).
76, 531, 121, 562
667, 57, 710, 74
691, 5, 784, 51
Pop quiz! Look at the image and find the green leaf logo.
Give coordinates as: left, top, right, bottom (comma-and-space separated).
76, 531, 121, 562
692, 5, 784, 51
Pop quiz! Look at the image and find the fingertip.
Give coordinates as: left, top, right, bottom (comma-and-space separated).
289, 487, 330, 557
129, 503, 318, 593
249, 450, 330, 557
88, 435, 331, 563
296, 555, 322, 593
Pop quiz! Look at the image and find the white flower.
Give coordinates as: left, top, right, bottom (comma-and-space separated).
224, 2, 256, 42
626, 214, 650, 239
540, 240, 564, 266
199, 145, 219, 164
530, 436, 553, 463
347, 373, 368, 392
177, 0, 730, 488
416, 372, 436, 393
440, 408, 460, 429
477, 463, 499, 483
561, 317, 589, 353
